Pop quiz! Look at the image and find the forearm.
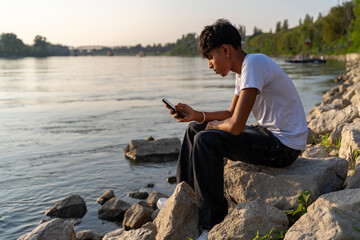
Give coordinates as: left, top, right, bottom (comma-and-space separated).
209, 118, 245, 135
206, 88, 258, 135
193, 110, 232, 122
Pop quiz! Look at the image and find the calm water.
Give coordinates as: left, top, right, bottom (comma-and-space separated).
0, 56, 345, 239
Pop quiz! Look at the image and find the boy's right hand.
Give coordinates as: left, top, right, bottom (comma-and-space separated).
168, 103, 194, 122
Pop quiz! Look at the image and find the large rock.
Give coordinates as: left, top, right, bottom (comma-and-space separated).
346, 158, 360, 189
127, 191, 149, 200
307, 104, 358, 135
142, 222, 158, 236
76, 230, 103, 240
306, 104, 336, 122
332, 98, 351, 109
339, 120, 360, 168
224, 157, 348, 210
97, 190, 115, 205
123, 201, 153, 229
301, 144, 329, 158
103, 228, 155, 240
45, 194, 87, 218
98, 197, 130, 221
209, 199, 288, 240
125, 137, 181, 161
329, 123, 348, 144
154, 181, 200, 240
17, 218, 76, 240
284, 189, 360, 239
147, 190, 169, 209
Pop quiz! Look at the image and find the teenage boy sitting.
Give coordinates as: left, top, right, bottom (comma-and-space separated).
165, 19, 307, 240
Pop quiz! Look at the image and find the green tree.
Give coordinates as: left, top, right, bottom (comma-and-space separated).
238, 24, 246, 40
165, 33, 198, 56
282, 19, 289, 31
0, 33, 27, 57
275, 21, 282, 33
253, 27, 263, 37
303, 14, 313, 25
350, 0, 360, 51
322, 2, 354, 44
32, 35, 50, 57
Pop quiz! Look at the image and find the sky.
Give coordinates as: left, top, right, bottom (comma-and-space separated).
0, 0, 348, 47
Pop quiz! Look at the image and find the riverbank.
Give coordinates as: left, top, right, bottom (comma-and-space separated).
16, 54, 360, 239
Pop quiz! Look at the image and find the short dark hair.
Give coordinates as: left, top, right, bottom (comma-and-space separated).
199, 19, 242, 58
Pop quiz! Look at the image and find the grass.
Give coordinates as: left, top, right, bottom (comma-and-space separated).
252, 227, 287, 240
284, 190, 311, 225
336, 137, 342, 152
320, 133, 331, 150
350, 148, 359, 175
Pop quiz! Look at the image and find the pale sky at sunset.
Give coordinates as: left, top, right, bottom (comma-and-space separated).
0, 0, 348, 47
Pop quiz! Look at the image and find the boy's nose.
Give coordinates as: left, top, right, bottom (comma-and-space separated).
208, 61, 213, 69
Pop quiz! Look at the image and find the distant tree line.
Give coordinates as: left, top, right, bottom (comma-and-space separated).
1, 0, 359, 58
0, 33, 70, 57
245, 0, 360, 55
76, 34, 198, 57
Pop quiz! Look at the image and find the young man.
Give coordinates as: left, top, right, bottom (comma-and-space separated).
166, 19, 307, 240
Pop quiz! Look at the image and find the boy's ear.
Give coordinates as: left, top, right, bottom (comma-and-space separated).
222, 44, 230, 57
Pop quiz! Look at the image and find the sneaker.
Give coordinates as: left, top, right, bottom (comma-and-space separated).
156, 197, 168, 209
196, 230, 209, 240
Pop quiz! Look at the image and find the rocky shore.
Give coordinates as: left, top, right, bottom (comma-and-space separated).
18, 53, 360, 240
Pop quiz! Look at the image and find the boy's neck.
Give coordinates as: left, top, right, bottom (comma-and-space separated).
231, 48, 247, 75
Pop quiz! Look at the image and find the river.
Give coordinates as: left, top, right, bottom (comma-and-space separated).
0, 56, 345, 239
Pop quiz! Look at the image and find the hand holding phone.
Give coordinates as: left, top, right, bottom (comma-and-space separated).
162, 98, 185, 118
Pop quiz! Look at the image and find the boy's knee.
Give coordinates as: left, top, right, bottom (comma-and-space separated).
187, 121, 199, 131
194, 131, 217, 146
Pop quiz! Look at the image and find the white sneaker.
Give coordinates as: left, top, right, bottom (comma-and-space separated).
156, 197, 168, 209
196, 230, 209, 240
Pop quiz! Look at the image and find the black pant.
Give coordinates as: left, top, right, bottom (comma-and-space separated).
176, 122, 301, 230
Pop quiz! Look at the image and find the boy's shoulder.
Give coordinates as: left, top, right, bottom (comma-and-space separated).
243, 53, 271, 67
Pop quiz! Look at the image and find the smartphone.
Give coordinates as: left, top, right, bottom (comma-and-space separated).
162, 98, 185, 118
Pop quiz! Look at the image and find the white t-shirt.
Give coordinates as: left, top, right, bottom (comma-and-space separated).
235, 53, 307, 150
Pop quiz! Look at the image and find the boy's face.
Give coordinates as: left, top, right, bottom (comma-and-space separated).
207, 46, 231, 77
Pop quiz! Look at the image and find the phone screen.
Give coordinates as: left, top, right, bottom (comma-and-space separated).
162, 98, 185, 118
162, 98, 176, 111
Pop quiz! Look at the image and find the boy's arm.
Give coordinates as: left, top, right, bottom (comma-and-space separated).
209, 88, 257, 135
173, 95, 239, 122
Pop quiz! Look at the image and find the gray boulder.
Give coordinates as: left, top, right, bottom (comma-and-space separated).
339, 120, 360, 168
224, 157, 348, 210
301, 144, 329, 158
284, 189, 360, 239
103, 228, 155, 240
329, 123, 348, 145
332, 98, 351, 109
142, 222, 158, 236
17, 218, 76, 240
346, 157, 360, 189
76, 229, 103, 240
97, 190, 115, 205
307, 104, 358, 135
209, 199, 288, 240
125, 137, 181, 161
154, 181, 200, 240
45, 194, 87, 218
306, 128, 317, 145
147, 190, 169, 209
151, 209, 160, 220
127, 191, 149, 200
306, 104, 336, 122
123, 201, 153, 230
98, 197, 130, 221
